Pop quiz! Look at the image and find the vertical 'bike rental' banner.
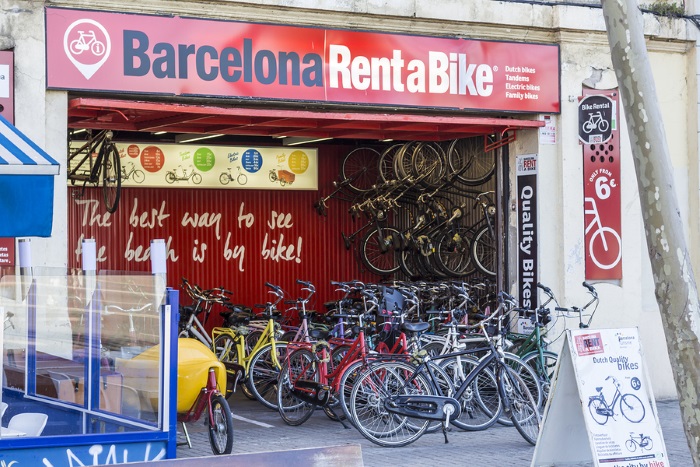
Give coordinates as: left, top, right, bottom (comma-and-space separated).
580, 88, 622, 280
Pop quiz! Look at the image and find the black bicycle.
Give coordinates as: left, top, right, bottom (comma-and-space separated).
68, 129, 122, 213
349, 292, 541, 447
588, 376, 646, 425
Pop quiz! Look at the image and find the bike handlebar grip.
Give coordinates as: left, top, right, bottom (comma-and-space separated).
254, 303, 266, 309
537, 283, 552, 294
555, 307, 569, 312
297, 279, 311, 286
500, 291, 516, 302
221, 288, 233, 295
582, 281, 597, 294
284, 300, 297, 305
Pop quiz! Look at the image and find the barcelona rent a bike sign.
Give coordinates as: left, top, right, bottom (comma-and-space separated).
581, 89, 621, 280
44, 7, 560, 113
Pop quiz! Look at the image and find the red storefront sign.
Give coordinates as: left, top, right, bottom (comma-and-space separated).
45, 7, 560, 113
581, 88, 621, 280
0, 238, 14, 266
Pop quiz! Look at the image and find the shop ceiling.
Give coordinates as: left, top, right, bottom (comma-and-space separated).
67, 97, 545, 145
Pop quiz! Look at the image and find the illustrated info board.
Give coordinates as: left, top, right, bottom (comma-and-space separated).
532, 328, 669, 467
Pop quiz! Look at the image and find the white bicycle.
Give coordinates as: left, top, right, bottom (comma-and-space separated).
584, 197, 621, 270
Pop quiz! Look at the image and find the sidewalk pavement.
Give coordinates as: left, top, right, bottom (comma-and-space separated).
175, 392, 692, 466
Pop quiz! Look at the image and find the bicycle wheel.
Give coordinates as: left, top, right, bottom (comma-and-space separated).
411, 142, 446, 189
277, 348, 317, 426
101, 142, 121, 214
341, 147, 381, 193
625, 438, 637, 452
588, 397, 609, 425
360, 227, 401, 276
133, 169, 146, 184
165, 172, 176, 184
247, 342, 288, 410
213, 333, 238, 363
499, 367, 540, 445
620, 393, 645, 423
191, 172, 202, 184
642, 437, 653, 451
208, 393, 234, 455
379, 144, 403, 183
450, 137, 496, 186
350, 361, 432, 447
471, 225, 496, 277
446, 137, 474, 179
497, 353, 542, 426
521, 350, 558, 408
393, 142, 418, 181
338, 359, 367, 427
440, 355, 501, 431
238, 173, 248, 185
434, 227, 475, 277
219, 173, 230, 185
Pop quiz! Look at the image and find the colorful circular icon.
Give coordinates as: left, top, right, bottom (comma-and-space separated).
140, 146, 165, 172
127, 144, 140, 158
288, 150, 309, 174
193, 147, 216, 172
241, 149, 262, 173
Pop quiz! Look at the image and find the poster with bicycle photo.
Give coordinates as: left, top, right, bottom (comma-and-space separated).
68, 141, 318, 190
570, 327, 668, 466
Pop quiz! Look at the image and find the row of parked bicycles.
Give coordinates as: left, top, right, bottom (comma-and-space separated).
177, 276, 600, 452
313, 137, 498, 279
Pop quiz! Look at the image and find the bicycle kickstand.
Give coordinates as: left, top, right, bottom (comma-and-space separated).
442, 405, 455, 444
328, 404, 352, 430
179, 422, 192, 449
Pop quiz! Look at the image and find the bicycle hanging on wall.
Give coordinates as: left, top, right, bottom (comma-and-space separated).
67, 128, 122, 213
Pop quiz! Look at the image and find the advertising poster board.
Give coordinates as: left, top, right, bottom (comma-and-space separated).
532, 327, 668, 467
68, 143, 318, 190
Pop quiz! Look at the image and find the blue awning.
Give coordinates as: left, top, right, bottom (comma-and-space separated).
0, 114, 59, 237
0, 114, 59, 175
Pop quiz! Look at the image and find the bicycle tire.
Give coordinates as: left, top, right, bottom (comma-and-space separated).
393, 142, 418, 181
132, 169, 146, 184
434, 227, 475, 277
277, 348, 317, 426
379, 144, 403, 183
588, 397, 609, 425
499, 367, 541, 445
497, 353, 542, 426
238, 173, 248, 185
341, 147, 381, 193
440, 355, 501, 431
625, 439, 637, 452
165, 172, 176, 184
101, 142, 121, 214
620, 393, 645, 423
247, 342, 288, 410
213, 333, 238, 363
411, 142, 446, 189
192, 172, 202, 184
338, 359, 367, 427
450, 137, 496, 186
471, 225, 496, 277
643, 437, 653, 451
208, 393, 234, 455
350, 360, 432, 447
360, 227, 401, 276
521, 350, 558, 408
219, 173, 230, 185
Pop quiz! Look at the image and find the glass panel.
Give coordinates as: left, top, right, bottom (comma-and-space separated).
1, 268, 166, 437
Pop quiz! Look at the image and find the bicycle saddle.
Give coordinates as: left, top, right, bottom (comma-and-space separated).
219, 310, 252, 326
595, 387, 603, 392
401, 322, 430, 334
309, 327, 331, 340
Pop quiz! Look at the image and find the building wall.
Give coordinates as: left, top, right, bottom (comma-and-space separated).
2, 0, 696, 398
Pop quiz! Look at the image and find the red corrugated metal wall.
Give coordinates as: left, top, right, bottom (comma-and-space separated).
67, 145, 379, 328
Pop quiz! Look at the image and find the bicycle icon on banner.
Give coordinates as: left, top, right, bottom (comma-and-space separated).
582, 111, 610, 134
584, 197, 621, 270
69, 30, 107, 56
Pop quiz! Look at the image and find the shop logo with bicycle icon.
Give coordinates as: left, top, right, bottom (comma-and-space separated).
63, 19, 111, 79
578, 94, 614, 145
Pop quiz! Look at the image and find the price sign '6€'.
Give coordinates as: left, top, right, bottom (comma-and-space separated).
581, 89, 622, 280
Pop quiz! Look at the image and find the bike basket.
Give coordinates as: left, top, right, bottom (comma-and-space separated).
277, 170, 296, 183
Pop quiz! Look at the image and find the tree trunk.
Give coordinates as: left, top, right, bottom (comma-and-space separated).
600, 0, 700, 464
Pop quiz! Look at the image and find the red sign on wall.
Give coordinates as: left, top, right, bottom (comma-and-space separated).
581, 88, 621, 280
0, 238, 15, 266
45, 7, 561, 113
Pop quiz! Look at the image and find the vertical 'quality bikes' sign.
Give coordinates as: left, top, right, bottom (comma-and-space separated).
517, 154, 538, 310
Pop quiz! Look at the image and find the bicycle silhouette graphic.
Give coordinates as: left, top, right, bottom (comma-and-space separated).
582, 111, 610, 134
69, 30, 106, 56
588, 376, 645, 425
584, 197, 621, 270
625, 432, 653, 452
